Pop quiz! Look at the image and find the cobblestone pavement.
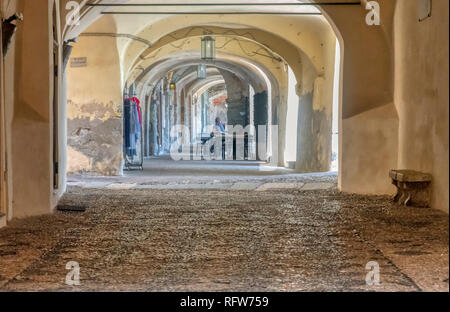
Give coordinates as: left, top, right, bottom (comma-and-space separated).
0, 173, 448, 292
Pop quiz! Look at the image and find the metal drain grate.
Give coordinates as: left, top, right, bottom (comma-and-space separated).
57, 205, 87, 212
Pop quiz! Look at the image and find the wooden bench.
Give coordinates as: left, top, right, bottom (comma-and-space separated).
390, 170, 432, 207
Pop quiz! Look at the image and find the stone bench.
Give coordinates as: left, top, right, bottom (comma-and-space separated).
390, 169, 432, 207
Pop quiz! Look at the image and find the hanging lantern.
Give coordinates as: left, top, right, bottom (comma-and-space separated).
168, 82, 176, 97
201, 36, 216, 60
197, 64, 207, 79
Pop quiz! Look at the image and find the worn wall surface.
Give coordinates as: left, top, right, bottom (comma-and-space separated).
296, 45, 335, 173
340, 103, 399, 195
3, 0, 60, 219
220, 69, 249, 127
1, 0, 16, 224
394, 0, 449, 212
0, 1, 8, 227
66, 16, 123, 176
318, 1, 399, 195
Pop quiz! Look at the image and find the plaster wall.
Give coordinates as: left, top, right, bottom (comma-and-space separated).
340, 103, 399, 195
394, 0, 449, 213
296, 43, 335, 173
1, 0, 18, 222
7, 0, 57, 218
0, 1, 8, 226
285, 67, 299, 162
66, 17, 123, 176
319, 1, 399, 194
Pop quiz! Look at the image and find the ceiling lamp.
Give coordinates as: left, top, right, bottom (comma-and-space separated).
168, 82, 176, 98
201, 36, 216, 60
197, 64, 207, 79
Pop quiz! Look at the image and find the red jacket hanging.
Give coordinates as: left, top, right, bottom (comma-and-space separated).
125, 97, 142, 125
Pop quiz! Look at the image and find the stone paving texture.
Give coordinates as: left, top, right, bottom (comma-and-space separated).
0, 174, 448, 292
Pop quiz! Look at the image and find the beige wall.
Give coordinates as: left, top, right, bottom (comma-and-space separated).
66, 16, 123, 175
340, 102, 399, 195
1, 0, 18, 222
394, 0, 449, 212
1, 0, 67, 220
0, 1, 6, 227
8, 0, 55, 218
317, 2, 399, 195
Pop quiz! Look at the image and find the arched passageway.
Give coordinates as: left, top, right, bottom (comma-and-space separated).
1, 0, 447, 215
65, 3, 339, 180
0, 0, 448, 293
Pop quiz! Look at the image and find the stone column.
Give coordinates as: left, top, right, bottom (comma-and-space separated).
190, 96, 195, 141
164, 91, 170, 153
160, 89, 166, 153
254, 91, 268, 161
184, 93, 190, 144
11, 0, 54, 217
204, 93, 210, 130
227, 99, 247, 127
277, 94, 287, 168
150, 94, 159, 156
219, 70, 248, 127
295, 81, 332, 173
144, 95, 150, 157
176, 89, 181, 128
169, 89, 175, 146
201, 93, 205, 132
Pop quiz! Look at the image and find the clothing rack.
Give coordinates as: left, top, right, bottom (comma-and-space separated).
123, 92, 144, 171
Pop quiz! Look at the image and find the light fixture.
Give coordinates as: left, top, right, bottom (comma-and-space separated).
201, 36, 216, 60
197, 64, 207, 79
168, 82, 176, 97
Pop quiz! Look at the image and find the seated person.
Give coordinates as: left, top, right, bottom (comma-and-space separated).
209, 117, 226, 155
214, 117, 226, 134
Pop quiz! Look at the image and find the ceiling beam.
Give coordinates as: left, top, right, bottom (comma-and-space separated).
90, 1, 361, 14
88, 2, 361, 7
101, 12, 323, 15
